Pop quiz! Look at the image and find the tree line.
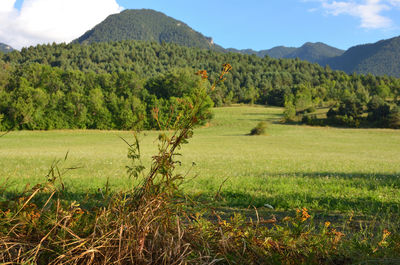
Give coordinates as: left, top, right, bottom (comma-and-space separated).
0, 62, 212, 130
1, 40, 399, 130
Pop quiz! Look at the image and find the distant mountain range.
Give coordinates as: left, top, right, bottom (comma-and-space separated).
0, 43, 13, 53
0, 8, 392, 78
228, 42, 344, 64
74, 9, 224, 52
323, 36, 400, 77
226, 47, 295, 59
229, 38, 400, 77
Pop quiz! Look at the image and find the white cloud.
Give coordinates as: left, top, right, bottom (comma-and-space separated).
0, 0, 17, 12
0, 0, 124, 49
389, 0, 400, 6
311, 0, 400, 29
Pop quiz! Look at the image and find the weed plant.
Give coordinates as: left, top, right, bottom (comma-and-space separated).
1, 65, 399, 264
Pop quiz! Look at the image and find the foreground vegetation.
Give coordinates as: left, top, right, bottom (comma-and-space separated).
1, 104, 399, 263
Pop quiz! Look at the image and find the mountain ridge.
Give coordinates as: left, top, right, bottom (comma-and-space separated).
283, 42, 344, 63
0, 43, 13, 53
72, 8, 400, 77
230, 42, 344, 63
323, 36, 400, 77
74, 9, 224, 52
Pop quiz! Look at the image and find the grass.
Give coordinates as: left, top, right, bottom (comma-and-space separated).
1, 105, 400, 264
1, 105, 399, 217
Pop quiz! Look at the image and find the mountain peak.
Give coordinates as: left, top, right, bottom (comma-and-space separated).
282, 42, 344, 63
74, 9, 223, 51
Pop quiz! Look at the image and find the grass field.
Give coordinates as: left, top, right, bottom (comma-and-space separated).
1, 106, 399, 223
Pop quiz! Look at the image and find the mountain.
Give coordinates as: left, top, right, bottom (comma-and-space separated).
264, 46, 297, 58
0, 43, 13, 53
226, 46, 296, 58
324, 36, 400, 77
73, 9, 344, 65
283, 42, 344, 63
227, 43, 343, 63
68, 8, 400, 77
226, 48, 259, 56
75, 9, 224, 51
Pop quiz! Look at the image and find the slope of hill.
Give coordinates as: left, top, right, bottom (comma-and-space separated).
74, 9, 223, 51
0, 43, 13, 53
226, 48, 259, 56
227, 46, 296, 58
324, 36, 400, 77
228, 43, 342, 63
264, 46, 297, 58
283, 42, 344, 63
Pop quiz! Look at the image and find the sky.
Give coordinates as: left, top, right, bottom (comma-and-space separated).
1, 0, 400, 50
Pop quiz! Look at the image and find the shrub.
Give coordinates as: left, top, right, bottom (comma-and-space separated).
305, 106, 316, 113
283, 101, 296, 122
249, 121, 268, 135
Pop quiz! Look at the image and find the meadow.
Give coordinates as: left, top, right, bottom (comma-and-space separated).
1, 105, 400, 263
1, 105, 399, 220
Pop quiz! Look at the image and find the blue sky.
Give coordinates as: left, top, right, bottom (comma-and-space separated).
116, 0, 400, 50
2, 0, 400, 50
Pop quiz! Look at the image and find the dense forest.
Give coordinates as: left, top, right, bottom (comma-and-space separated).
0, 40, 399, 130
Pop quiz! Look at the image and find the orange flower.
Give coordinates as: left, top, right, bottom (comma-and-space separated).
332, 229, 345, 244
382, 229, 391, 242
301, 208, 311, 222
196, 70, 208, 80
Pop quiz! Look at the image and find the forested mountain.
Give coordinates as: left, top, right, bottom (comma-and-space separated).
324, 36, 400, 77
74, 9, 224, 52
229, 38, 400, 78
263, 46, 297, 58
1, 40, 399, 130
0, 43, 13, 54
228, 43, 343, 63
226, 46, 296, 58
72, 8, 399, 77
283, 42, 344, 63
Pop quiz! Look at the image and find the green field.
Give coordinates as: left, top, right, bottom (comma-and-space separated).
1, 106, 399, 223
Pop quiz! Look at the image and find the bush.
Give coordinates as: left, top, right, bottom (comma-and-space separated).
305, 106, 316, 113
249, 121, 268, 135
302, 114, 325, 126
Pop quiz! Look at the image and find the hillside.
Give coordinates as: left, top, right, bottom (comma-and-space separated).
228, 43, 343, 63
283, 42, 344, 63
324, 36, 400, 77
226, 46, 296, 58
264, 46, 297, 58
0, 43, 13, 53
74, 9, 224, 51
